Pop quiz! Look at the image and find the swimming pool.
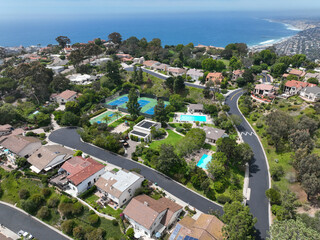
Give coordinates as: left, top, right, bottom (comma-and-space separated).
180, 115, 207, 122
197, 154, 212, 170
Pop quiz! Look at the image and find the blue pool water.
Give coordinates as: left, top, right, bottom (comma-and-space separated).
197, 154, 212, 170
180, 115, 207, 122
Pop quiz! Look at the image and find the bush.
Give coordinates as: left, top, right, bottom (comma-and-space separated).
73, 226, 85, 240
42, 188, 51, 198
221, 89, 228, 94
19, 189, 30, 200
4, 96, 15, 103
61, 220, 76, 235
217, 195, 232, 204
126, 228, 134, 239
132, 155, 138, 161
270, 165, 284, 181
214, 181, 226, 193
117, 148, 125, 155
88, 214, 100, 226
112, 219, 118, 226
266, 188, 281, 205
271, 204, 283, 216
30, 194, 45, 207
48, 197, 60, 208
134, 115, 145, 124
37, 206, 51, 220
256, 121, 263, 128
78, 185, 97, 199
21, 199, 38, 214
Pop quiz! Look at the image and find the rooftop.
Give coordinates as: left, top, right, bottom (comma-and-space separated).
56, 90, 77, 100
285, 80, 315, 89
202, 126, 226, 141
1, 135, 41, 155
255, 84, 274, 91
188, 104, 204, 111
136, 120, 158, 130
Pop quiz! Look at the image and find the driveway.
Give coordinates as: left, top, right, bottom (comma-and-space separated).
0, 202, 69, 240
261, 73, 272, 83
225, 89, 270, 240
49, 128, 224, 215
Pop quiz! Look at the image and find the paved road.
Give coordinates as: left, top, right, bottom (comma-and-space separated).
49, 129, 224, 216
225, 89, 270, 240
0, 202, 68, 240
261, 73, 272, 83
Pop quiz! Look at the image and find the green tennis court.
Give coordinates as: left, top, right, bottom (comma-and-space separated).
90, 111, 123, 124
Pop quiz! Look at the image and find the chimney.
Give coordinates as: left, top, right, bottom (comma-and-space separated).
38, 153, 42, 158
144, 201, 149, 206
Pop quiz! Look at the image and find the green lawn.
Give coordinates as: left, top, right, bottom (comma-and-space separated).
149, 130, 184, 150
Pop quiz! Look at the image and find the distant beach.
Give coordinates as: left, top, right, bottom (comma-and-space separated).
0, 13, 300, 48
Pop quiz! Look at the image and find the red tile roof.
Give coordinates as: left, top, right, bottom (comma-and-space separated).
57, 90, 77, 100
289, 69, 305, 77
285, 80, 315, 89
255, 84, 274, 91
233, 69, 244, 75
206, 72, 224, 83
61, 156, 105, 186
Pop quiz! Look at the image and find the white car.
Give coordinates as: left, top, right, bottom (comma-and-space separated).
18, 230, 25, 237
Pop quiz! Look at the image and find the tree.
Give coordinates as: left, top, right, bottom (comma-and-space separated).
68, 49, 84, 68
127, 88, 141, 119
301, 173, 320, 200
271, 63, 287, 78
296, 115, 318, 136
229, 114, 242, 126
307, 77, 319, 85
278, 190, 298, 221
156, 144, 186, 177
177, 128, 206, 156
106, 61, 122, 87
202, 58, 216, 72
138, 67, 143, 84
85, 228, 105, 240
265, 188, 282, 205
165, 77, 175, 92
270, 165, 285, 181
203, 85, 211, 99
154, 99, 168, 126
60, 111, 80, 126
229, 56, 242, 70
65, 101, 80, 114
0, 77, 17, 95
15, 157, 28, 168
289, 130, 314, 152
19, 189, 30, 200
242, 69, 254, 85
173, 76, 185, 93
207, 152, 227, 180
37, 206, 51, 220
114, 111, 122, 120
268, 218, 320, 240
222, 201, 257, 240
126, 228, 134, 239
49, 74, 70, 92
61, 220, 76, 235
108, 32, 122, 44
236, 143, 254, 167
73, 226, 85, 240
55, 36, 71, 48
216, 137, 237, 163
169, 94, 184, 111
103, 115, 112, 125
131, 65, 138, 83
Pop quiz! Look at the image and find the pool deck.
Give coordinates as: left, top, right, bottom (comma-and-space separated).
89, 109, 126, 124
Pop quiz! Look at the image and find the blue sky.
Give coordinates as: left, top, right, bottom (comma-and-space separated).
1, 0, 320, 19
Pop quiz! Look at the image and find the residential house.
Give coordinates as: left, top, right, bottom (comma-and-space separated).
116, 53, 132, 59
232, 69, 244, 81
203, 126, 228, 144
47, 66, 65, 75
1, 135, 41, 164
168, 67, 187, 77
129, 120, 161, 142
154, 63, 170, 72
66, 74, 95, 85
123, 194, 183, 238
288, 69, 306, 78
0, 124, 12, 137
304, 72, 320, 82
169, 213, 224, 240
28, 145, 74, 173
59, 156, 105, 196
254, 84, 276, 97
143, 60, 160, 69
188, 104, 204, 114
284, 80, 316, 96
90, 58, 112, 66
50, 90, 78, 104
187, 69, 203, 81
206, 72, 224, 84
300, 86, 320, 102
95, 169, 144, 207
133, 57, 145, 64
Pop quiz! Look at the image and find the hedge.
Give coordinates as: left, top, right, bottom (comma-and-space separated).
78, 185, 97, 199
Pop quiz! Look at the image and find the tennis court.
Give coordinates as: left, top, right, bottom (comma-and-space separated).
90, 111, 122, 124
106, 95, 169, 116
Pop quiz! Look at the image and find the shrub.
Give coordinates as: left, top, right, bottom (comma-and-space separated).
118, 148, 125, 155
37, 206, 51, 220
78, 185, 97, 199
214, 181, 226, 193
270, 165, 284, 181
176, 127, 184, 132
217, 195, 232, 204
48, 197, 60, 208
135, 115, 145, 124
19, 189, 30, 200
266, 188, 281, 205
21, 199, 38, 214
271, 204, 283, 216
4, 96, 15, 103
74, 150, 83, 156
88, 214, 100, 226
112, 219, 118, 226
85, 228, 105, 240
61, 220, 76, 235
126, 228, 134, 239
132, 156, 138, 161
221, 89, 228, 94
256, 121, 263, 128
73, 226, 85, 240
251, 117, 257, 121
30, 194, 45, 207
42, 188, 51, 198
72, 202, 83, 215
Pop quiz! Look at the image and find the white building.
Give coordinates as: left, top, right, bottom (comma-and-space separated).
300, 86, 320, 102
50, 90, 78, 104
90, 58, 112, 66
66, 74, 95, 85
47, 66, 65, 75
129, 120, 161, 142
187, 104, 204, 114
59, 156, 105, 196
95, 169, 144, 207
187, 68, 203, 81
123, 194, 183, 238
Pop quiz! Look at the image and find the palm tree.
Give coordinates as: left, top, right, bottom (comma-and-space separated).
114, 111, 122, 120
103, 115, 112, 125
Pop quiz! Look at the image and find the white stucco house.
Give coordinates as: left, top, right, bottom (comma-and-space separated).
59, 156, 105, 196
123, 194, 183, 238
50, 90, 78, 104
95, 169, 144, 207
300, 86, 320, 102
129, 120, 161, 142
187, 68, 203, 81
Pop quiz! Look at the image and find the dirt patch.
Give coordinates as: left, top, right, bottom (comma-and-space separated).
290, 182, 307, 203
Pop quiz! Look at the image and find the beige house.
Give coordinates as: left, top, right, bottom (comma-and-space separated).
123, 194, 183, 238
169, 213, 224, 240
188, 104, 204, 114
28, 145, 74, 173
1, 135, 41, 158
95, 169, 144, 207
51, 90, 78, 104
300, 86, 320, 102
0, 124, 12, 137
203, 126, 228, 144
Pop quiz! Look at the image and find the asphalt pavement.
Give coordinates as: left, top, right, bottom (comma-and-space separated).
0, 202, 69, 240
225, 89, 270, 240
49, 129, 224, 216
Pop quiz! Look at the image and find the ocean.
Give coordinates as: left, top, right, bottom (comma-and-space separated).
0, 13, 299, 47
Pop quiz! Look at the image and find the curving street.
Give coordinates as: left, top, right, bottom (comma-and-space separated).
49, 129, 224, 215
225, 89, 270, 240
0, 202, 69, 240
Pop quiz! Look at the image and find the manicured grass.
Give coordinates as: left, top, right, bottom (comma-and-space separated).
108, 117, 126, 128
149, 130, 184, 150
203, 143, 217, 151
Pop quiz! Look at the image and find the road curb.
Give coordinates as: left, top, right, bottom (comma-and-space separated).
0, 201, 72, 240
235, 92, 272, 228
